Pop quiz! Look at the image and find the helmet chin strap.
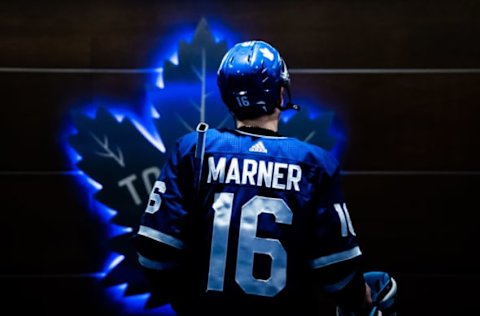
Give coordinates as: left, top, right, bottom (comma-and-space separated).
279, 85, 301, 112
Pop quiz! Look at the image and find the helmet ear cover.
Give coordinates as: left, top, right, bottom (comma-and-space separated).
217, 40, 298, 120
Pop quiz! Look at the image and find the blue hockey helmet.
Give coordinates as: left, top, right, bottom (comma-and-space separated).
217, 40, 299, 120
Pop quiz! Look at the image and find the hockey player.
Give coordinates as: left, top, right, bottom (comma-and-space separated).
133, 40, 395, 315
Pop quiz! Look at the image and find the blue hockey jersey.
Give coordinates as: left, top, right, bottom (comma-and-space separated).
134, 126, 362, 315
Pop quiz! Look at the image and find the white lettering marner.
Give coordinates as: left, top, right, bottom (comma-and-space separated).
207, 156, 302, 191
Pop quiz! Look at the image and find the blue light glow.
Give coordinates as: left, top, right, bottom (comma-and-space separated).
76, 102, 166, 153
107, 254, 125, 271
150, 105, 160, 119
154, 68, 165, 89
132, 118, 165, 153
149, 18, 239, 71
203, 17, 241, 47
62, 20, 239, 315
169, 54, 179, 65
152, 27, 194, 66
64, 140, 82, 165
84, 173, 103, 190
280, 97, 345, 158
105, 284, 175, 315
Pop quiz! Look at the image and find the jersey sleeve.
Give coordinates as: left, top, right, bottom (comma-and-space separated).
133, 139, 194, 271
309, 165, 364, 292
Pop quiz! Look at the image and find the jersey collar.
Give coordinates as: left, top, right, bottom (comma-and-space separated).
235, 126, 286, 138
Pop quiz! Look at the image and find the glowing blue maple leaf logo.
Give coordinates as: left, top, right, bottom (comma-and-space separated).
63, 18, 343, 315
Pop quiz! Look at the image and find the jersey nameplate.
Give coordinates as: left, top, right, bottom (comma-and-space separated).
207, 156, 302, 191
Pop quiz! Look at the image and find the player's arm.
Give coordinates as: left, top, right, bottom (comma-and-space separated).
312, 250, 372, 315
309, 165, 372, 314
314, 259, 372, 315
132, 232, 183, 303
132, 140, 193, 305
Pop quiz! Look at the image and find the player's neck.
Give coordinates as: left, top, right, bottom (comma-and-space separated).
236, 111, 279, 132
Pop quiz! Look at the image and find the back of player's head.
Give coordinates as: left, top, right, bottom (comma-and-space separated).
217, 40, 298, 120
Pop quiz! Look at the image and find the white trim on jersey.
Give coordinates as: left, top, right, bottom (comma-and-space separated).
235, 129, 288, 139
137, 253, 176, 270
310, 246, 362, 269
321, 271, 357, 293
138, 225, 185, 249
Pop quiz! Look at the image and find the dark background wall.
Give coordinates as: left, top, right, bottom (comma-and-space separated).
1, 1, 479, 315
